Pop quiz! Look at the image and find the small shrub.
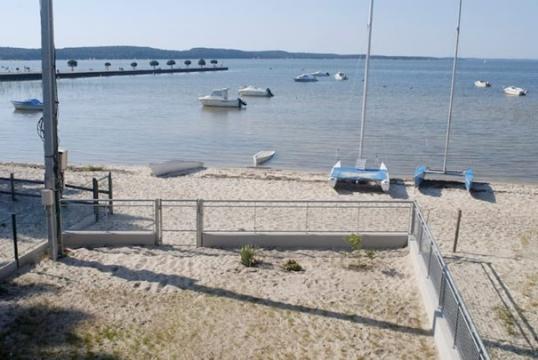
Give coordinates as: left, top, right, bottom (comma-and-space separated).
240, 245, 257, 267
494, 306, 517, 336
282, 259, 303, 272
366, 250, 376, 260
345, 233, 362, 252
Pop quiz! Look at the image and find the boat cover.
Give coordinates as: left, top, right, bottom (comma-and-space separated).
330, 166, 388, 182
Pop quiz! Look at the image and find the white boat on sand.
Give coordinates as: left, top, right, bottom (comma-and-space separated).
239, 85, 274, 97
474, 80, 491, 88
294, 74, 318, 82
311, 71, 330, 77
253, 150, 276, 166
11, 98, 43, 111
504, 86, 527, 96
149, 160, 204, 177
199, 88, 247, 108
334, 72, 348, 81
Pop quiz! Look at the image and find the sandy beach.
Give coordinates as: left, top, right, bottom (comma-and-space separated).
1, 162, 537, 359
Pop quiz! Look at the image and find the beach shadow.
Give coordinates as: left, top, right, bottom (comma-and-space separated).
65, 256, 432, 338
388, 180, 409, 199
470, 183, 497, 203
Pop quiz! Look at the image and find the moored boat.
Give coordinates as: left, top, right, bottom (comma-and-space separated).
11, 98, 43, 111
294, 74, 318, 82
311, 71, 330, 77
199, 88, 247, 108
474, 80, 491, 88
239, 85, 274, 97
253, 150, 276, 166
334, 72, 348, 81
504, 86, 527, 96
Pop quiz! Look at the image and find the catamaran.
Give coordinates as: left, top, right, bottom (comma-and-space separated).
329, 0, 390, 193
415, 0, 474, 192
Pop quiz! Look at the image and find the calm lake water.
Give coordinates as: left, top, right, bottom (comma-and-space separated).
0, 58, 537, 182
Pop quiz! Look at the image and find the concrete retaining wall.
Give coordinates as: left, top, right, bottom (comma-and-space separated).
63, 231, 156, 249
0, 241, 48, 282
201, 232, 408, 250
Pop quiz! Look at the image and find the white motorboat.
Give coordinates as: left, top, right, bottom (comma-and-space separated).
11, 98, 43, 111
294, 74, 318, 82
334, 72, 348, 81
474, 80, 491, 88
311, 71, 330, 77
504, 86, 527, 96
199, 88, 247, 108
238, 85, 274, 97
253, 150, 276, 166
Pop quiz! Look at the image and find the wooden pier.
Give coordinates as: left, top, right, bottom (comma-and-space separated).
0, 66, 228, 82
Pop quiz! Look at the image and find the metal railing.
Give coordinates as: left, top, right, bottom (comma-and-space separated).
413, 204, 490, 360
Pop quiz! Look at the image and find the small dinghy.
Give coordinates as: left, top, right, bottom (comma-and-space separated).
311, 71, 330, 77
504, 86, 527, 96
11, 98, 43, 111
474, 80, 491, 88
253, 150, 276, 166
199, 88, 247, 108
294, 74, 318, 82
334, 72, 348, 81
239, 85, 274, 97
149, 160, 204, 177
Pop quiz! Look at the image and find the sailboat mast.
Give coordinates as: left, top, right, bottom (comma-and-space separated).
443, 0, 463, 173
358, 0, 374, 160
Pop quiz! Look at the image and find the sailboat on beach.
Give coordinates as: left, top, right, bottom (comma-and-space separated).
329, 0, 390, 193
415, 0, 474, 192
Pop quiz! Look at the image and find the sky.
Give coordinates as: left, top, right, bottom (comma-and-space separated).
1, 0, 537, 59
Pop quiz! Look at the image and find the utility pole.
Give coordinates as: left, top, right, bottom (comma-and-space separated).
40, 0, 63, 259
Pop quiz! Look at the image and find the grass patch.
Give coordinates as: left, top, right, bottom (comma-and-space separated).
240, 245, 257, 267
494, 305, 517, 336
71, 165, 106, 172
282, 259, 303, 272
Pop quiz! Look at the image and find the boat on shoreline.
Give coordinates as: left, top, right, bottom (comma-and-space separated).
504, 86, 527, 96
253, 150, 276, 166
11, 98, 43, 111
199, 88, 247, 108
474, 80, 491, 88
239, 86, 274, 97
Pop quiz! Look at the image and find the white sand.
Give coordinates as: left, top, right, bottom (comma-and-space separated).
1, 162, 537, 359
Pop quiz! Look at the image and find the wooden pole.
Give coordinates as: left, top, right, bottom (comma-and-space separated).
12, 214, 19, 268
92, 177, 99, 222
108, 172, 113, 215
10, 173, 16, 201
453, 209, 462, 252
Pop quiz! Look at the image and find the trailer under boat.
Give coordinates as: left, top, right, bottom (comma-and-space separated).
415, 166, 474, 192
329, 161, 390, 192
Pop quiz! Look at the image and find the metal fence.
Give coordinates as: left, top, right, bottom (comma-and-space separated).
57, 197, 490, 359
413, 204, 490, 360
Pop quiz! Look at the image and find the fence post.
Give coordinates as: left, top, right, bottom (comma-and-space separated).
10, 173, 16, 201
92, 177, 99, 222
108, 172, 113, 215
452, 209, 462, 253
196, 199, 204, 247
409, 202, 416, 236
427, 244, 433, 277
154, 199, 162, 245
11, 213, 19, 268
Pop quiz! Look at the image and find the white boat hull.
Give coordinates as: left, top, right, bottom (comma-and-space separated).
474, 80, 491, 88
294, 74, 318, 82
253, 150, 276, 166
335, 72, 348, 81
199, 97, 245, 108
504, 86, 527, 96
239, 87, 273, 97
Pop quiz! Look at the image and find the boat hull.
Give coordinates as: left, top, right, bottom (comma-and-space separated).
253, 151, 276, 166
239, 87, 273, 97
329, 161, 390, 192
11, 101, 43, 111
199, 98, 245, 108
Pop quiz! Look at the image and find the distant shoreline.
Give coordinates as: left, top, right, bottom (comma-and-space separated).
0, 46, 439, 61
